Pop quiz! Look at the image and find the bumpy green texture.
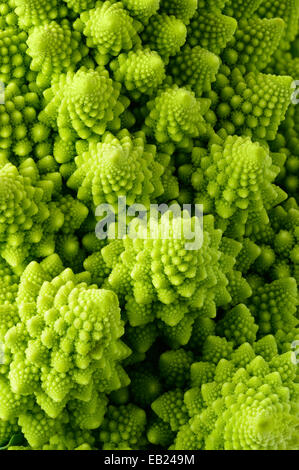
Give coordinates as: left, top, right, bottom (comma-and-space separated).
0, 418, 19, 447
273, 105, 299, 198
0, 156, 89, 272
144, 85, 206, 147
187, 10, 237, 54
0, 82, 42, 161
168, 46, 220, 97
250, 198, 299, 283
159, 349, 193, 388
62, 0, 95, 14
159, 0, 197, 25
0, 259, 18, 306
216, 304, 258, 346
122, 0, 160, 23
147, 417, 175, 447
40, 66, 128, 141
79, 1, 141, 61
152, 389, 189, 432
67, 130, 164, 210
3, 402, 98, 449
0, 0, 18, 28
102, 210, 244, 337
111, 49, 166, 99
14, 0, 67, 29
0, 160, 62, 271
27, 21, 88, 89
193, 136, 285, 237
0, 27, 30, 85
0, 255, 130, 446
223, 0, 263, 20
151, 337, 299, 450
257, 0, 299, 43
0, 0, 298, 452
223, 18, 285, 72
99, 404, 147, 449
141, 14, 187, 61
211, 66, 293, 140
247, 277, 298, 335
129, 366, 162, 406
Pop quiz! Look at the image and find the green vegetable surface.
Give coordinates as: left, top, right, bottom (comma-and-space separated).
0, 0, 298, 451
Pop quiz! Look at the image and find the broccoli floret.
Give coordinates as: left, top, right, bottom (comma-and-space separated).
27, 21, 88, 89
79, 1, 141, 63
0, 0, 298, 452
141, 14, 187, 61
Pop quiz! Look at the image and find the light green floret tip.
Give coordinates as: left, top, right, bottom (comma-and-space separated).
53, 136, 76, 167
194, 136, 285, 237
168, 45, 220, 97
67, 130, 164, 211
144, 85, 206, 148
187, 10, 237, 54
56, 195, 89, 235
223, 17, 285, 72
159, 0, 198, 25
80, 1, 141, 62
125, 323, 158, 354
27, 20, 88, 89
39, 66, 129, 141
141, 13, 187, 61
102, 211, 238, 326
15, 405, 96, 449
60, 67, 127, 140
216, 304, 258, 346
235, 238, 261, 273
14, 0, 68, 29
110, 49, 166, 99
83, 251, 111, 286
122, 0, 160, 23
